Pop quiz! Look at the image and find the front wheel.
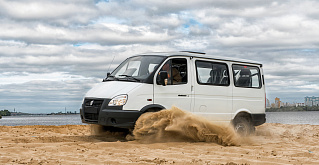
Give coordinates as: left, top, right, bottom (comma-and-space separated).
233, 117, 255, 136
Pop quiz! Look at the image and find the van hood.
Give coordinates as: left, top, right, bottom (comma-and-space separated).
85, 81, 142, 99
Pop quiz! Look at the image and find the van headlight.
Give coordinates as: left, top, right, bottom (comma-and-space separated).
108, 95, 128, 106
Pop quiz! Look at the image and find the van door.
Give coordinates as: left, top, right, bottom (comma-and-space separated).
153, 57, 193, 111
232, 64, 265, 115
193, 60, 232, 122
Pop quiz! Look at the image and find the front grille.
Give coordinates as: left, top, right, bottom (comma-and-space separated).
83, 98, 104, 121
84, 99, 104, 107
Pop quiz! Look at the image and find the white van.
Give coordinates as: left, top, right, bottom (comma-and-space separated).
80, 51, 266, 135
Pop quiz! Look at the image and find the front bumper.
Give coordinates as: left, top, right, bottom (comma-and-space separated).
80, 98, 142, 129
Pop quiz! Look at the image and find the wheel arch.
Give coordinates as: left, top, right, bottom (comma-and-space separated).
232, 109, 253, 124
232, 110, 255, 136
140, 104, 166, 113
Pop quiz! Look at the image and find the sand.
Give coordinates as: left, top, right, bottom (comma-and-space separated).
1, 109, 319, 164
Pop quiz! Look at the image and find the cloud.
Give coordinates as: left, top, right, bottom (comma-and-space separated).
0, 0, 98, 25
1, 0, 319, 113
0, 21, 175, 45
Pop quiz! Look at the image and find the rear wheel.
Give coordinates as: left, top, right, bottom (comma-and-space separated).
233, 117, 254, 136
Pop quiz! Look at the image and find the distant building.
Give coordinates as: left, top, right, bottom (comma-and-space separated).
295, 103, 304, 107
275, 97, 281, 108
305, 96, 319, 106
266, 98, 271, 108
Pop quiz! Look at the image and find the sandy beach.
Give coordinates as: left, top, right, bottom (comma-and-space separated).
0, 109, 319, 164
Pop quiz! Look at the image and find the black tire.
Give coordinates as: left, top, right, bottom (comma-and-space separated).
233, 117, 254, 136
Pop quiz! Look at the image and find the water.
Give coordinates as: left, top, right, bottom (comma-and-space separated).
266, 111, 319, 125
0, 114, 85, 126
0, 111, 318, 126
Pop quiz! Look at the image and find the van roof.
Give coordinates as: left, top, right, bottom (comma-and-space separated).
136, 51, 262, 66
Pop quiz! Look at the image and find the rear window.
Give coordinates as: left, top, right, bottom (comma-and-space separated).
232, 64, 261, 88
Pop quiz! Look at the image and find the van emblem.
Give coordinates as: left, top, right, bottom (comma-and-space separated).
90, 100, 94, 106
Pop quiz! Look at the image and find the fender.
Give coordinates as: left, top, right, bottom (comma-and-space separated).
232, 108, 265, 127
140, 104, 166, 113
232, 108, 252, 120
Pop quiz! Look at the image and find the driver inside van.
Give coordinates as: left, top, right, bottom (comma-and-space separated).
162, 62, 182, 84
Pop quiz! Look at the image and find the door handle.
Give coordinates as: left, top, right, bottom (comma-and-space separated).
178, 94, 188, 97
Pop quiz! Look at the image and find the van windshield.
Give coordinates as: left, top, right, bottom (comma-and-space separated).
106, 56, 165, 82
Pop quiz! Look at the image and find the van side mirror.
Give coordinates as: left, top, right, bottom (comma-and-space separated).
103, 72, 111, 82
159, 71, 168, 86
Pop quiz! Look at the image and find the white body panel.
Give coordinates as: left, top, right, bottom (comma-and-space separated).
232, 62, 266, 115
193, 83, 232, 121
124, 83, 153, 111
191, 58, 233, 121
85, 81, 142, 99
153, 57, 193, 112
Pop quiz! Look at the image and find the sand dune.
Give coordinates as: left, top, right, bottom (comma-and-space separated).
0, 110, 319, 164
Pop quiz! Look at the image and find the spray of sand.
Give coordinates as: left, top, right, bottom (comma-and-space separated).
132, 106, 241, 146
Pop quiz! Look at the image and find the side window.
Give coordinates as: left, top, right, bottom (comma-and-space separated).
157, 58, 187, 85
196, 60, 229, 86
232, 64, 261, 88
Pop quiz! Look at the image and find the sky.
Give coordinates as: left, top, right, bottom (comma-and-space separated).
1, 0, 319, 113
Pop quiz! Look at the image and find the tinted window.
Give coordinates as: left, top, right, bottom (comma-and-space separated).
157, 58, 187, 85
196, 61, 229, 86
232, 64, 261, 88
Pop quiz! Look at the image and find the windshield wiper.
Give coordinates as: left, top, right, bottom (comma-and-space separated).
103, 75, 119, 81
118, 75, 140, 82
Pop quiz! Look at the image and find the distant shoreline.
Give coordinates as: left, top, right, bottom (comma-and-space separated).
10, 113, 80, 116
266, 110, 319, 112
266, 106, 319, 112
